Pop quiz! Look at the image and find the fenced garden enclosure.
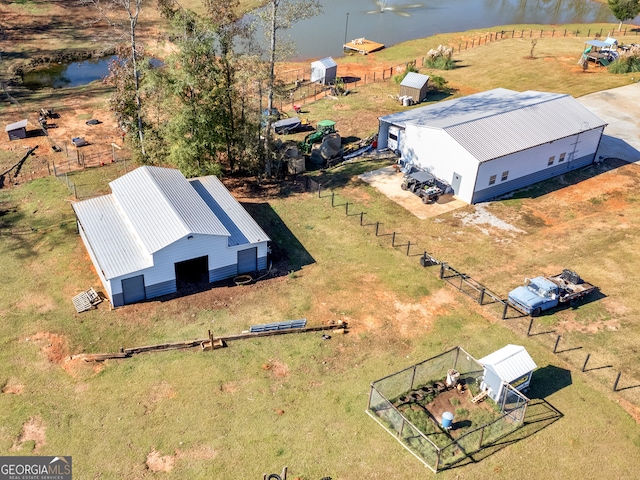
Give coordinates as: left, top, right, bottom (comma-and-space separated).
367, 346, 530, 472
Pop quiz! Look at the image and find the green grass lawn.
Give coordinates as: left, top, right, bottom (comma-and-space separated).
2, 159, 640, 478
2, 15, 640, 479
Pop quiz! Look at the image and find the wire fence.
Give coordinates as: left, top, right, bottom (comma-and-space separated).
275, 26, 640, 112
300, 172, 640, 411
367, 346, 529, 472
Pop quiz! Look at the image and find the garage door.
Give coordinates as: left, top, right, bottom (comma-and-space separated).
237, 247, 257, 274
122, 275, 146, 305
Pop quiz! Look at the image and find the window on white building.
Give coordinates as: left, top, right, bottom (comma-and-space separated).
548, 156, 555, 166
501, 171, 509, 182
559, 152, 566, 162
489, 175, 496, 185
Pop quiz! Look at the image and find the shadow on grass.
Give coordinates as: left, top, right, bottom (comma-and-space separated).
242, 202, 315, 273
439, 365, 568, 471
440, 399, 564, 471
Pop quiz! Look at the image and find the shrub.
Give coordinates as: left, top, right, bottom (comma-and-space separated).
393, 63, 418, 84
423, 45, 455, 70
608, 45, 640, 74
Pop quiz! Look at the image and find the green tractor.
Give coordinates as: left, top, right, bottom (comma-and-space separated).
299, 120, 336, 154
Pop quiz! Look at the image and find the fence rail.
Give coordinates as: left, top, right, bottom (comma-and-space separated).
301, 173, 640, 410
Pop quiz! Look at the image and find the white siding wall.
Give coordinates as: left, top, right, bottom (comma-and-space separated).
403, 125, 479, 203
476, 130, 601, 191
110, 234, 229, 297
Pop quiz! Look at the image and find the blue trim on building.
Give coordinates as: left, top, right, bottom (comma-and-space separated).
210, 264, 238, 282
472, 153, 595, 203
146, 279, 177, 299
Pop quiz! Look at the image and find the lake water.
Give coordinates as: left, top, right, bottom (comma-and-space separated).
22, 0, 636, 88
283, 0, 628, 59
21, 56, 117, 90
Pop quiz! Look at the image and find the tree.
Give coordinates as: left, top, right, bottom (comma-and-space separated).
257, 0, 322, 177
82, 0, 146, 156
608, 0, 640, 31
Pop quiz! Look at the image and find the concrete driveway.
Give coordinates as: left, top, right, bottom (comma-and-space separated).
358, 167, 467, 219
578, 83, 640, 163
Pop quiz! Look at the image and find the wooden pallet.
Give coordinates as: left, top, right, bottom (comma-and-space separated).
72, 287, 101, 313
471, 391, 488, 404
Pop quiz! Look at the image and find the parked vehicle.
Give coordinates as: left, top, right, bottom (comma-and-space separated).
508, 269, 597, 316
401, 171, 443, 203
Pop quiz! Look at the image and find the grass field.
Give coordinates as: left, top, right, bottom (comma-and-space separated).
2, 11, 640, 480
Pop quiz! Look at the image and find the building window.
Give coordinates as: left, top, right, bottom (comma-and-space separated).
559, 152, 566, 162
489, 175, 496, 185
548, 156, 555, 166
501, 171, 509, 182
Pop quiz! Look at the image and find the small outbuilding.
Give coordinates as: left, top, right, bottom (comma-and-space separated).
479, 344, 537, 403
72, 166, 270, 307
399, 72, 429, 103
377, 88, 608, 203
5, 119, 28, 141
310, 57, 337, 85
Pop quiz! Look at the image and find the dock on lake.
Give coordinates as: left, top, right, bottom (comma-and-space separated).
343, 38, 385, 55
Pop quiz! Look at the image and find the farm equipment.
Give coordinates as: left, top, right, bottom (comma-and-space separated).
299, 120, 336, 154
508, 269, 597, 316
401, 171, 442, 203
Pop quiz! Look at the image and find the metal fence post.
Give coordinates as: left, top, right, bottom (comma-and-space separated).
553, 335, 561, 353
613, 372, 621, 391
375, 222, 379, 236
439, 263, 445, 279
331, 192, 335, 206
527, 318, 534, 336
479, 287, 485, 305
502, 301, 508, 320
345, 202, 349, 216
391, 232, 396, 246
406, 240, 411, 256
582, 353, 591, 372
317, 182, 321, 197
360, 212, 364, 225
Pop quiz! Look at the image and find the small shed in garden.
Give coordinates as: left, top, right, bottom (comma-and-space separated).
400, 72, 429, 103
5, 119, 28, 141
479, 344, 537, 402
310, 57, 337, 85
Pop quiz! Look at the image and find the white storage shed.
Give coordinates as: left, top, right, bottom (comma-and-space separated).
310, 57, 338, 85
72, 166, 270, 307
479, 345, 537, 402
377, 88, 608, 203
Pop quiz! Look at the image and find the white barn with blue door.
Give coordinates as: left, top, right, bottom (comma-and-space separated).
377, 88, 607, 204
72, 166, 270, 307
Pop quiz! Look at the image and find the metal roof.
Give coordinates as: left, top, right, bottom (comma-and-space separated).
72, 194, 152, 279
379, 88, 608, 163
479, 344, 537, 383
5, 119, 28, 131
73, 167, 269, 279
400, 72, 429, 89
311, 57, 337, 69
109, 166, 230, 254
189, 176, 270, 246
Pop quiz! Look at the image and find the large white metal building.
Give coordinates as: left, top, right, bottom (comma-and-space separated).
378, 88, 608, 203
72, 166, 270, 307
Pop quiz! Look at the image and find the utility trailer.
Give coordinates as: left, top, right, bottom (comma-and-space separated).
508, 269, 597, 316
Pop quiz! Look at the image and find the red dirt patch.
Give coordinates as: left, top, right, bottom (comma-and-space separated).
11, 416, 46, 452
618, 398, 640, 424
60, 354, 105, 377
30, 332, 69, 363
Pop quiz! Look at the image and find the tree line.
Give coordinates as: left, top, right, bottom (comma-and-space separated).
86, 0, 321, 178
